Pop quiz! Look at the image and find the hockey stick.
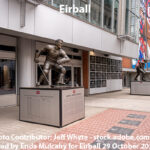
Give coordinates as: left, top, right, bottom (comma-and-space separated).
38, 64, 50, 85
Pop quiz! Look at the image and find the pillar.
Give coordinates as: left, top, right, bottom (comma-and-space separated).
17, 38, 36, 96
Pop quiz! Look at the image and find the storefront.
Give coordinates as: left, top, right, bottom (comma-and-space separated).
0, 35, 17, 106
83, 51, 123, 95
0, 34, 124, 107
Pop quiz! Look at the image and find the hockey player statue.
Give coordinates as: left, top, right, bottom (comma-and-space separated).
134, 60, 146, 81
34, 39, 70, 86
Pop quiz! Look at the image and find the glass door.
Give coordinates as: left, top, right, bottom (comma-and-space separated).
0, 59, 16, 94
74, 67, 82, 87
51, 66, 72, 86
40, 65, 82, 87
64, 66, 72, 86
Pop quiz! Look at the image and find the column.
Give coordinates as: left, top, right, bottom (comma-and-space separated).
17, 38, 36, 94
117, 0, 126, 35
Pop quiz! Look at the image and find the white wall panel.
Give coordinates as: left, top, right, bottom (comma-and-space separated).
122, 40, 138, 58
90, 80, 122, 94
8, 1, 35, 34
21, 3, 35, 34
0, 0, 8, 28
107, 80, 122, 92
72, 19, 101, 50
101, 31, 121, 54
9, 0, 20, 30
90, 88, 107, 94
35, 5, 73, 43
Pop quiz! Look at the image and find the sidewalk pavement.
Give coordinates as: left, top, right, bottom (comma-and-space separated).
34, 109, 150, 150
0, 88, 150, 150
86, 88, 150, 112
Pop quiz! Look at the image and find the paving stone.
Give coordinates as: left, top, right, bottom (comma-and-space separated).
119, 119, 141, 126
91, 139, 125, 150
107, 126, 134, 136
127, 114, 146, 119
31, 109, 150, 149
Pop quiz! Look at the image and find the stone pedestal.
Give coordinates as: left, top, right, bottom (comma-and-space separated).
131, 81, 150, 96
19, 87, 85, 127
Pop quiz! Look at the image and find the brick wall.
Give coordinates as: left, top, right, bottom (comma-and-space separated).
122, 57, 132, 68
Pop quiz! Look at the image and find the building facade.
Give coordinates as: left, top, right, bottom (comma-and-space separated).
0, 0, 139, 106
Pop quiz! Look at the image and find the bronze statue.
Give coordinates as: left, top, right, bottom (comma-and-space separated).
134, 60, 146, 81
34, 39, 70, 86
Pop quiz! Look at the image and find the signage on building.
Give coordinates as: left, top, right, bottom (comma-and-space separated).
59, 4, 91, 14
139, 0, 150, 60
132, 59, 147, 69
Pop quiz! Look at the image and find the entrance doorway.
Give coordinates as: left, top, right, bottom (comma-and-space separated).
0, 54, 16, 107
74, 67, 81, 87
37, 65, 82, 87
0, 59, 16, 94
0, 35, 16, 107
52, 65, 82, 87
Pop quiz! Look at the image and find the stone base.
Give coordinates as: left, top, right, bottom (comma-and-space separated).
131, 81, 150, 95
19, 87, 85, 127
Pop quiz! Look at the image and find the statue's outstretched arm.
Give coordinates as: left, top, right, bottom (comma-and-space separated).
57, 50, 70, 64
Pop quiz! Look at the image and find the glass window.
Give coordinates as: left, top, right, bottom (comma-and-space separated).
43, 0, 51, 5
125, 0, 130, 34
104, 0, 113, 30
125, 0, 140, 42
0, 59, 16, 94
0, 45, 16, 52
74, 67, 81, 87
43, 0, 121, 35
74, 0, 89, 21
53, 0, 73, 8
113, 0, 119, 33
64, 66, 72, 86
51, 66, 72, 86
91, 0, 102, 26
53, 0, 63, 8
89, 55, 122, 89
